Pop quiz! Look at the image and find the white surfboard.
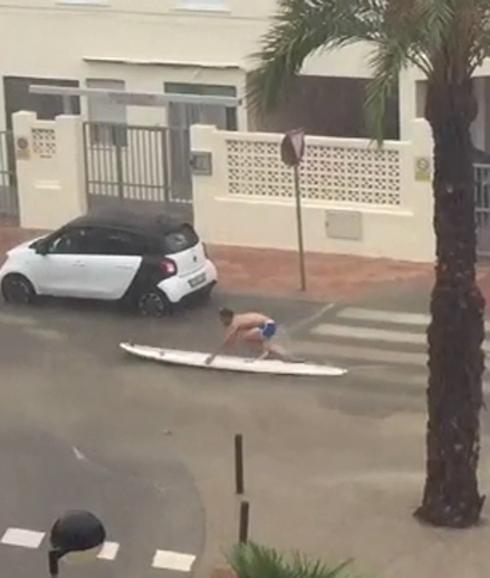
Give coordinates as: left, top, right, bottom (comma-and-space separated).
120, 342, 347, 377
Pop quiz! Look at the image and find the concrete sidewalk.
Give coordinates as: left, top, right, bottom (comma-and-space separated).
209, 245, 435, 304
3, 224, 490, 307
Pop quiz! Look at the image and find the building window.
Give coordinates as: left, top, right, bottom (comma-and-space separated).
164, 83, 237, 98
247, 74, 400, 140
415, 81, 428, 119
3, 77, 80, 129
177, 0, 228, 11
86, 79, 127, 146
164, 82, 237, 131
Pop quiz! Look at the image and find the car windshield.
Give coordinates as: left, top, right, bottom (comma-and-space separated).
29, 237, 47, 249
160, 225, 198, 254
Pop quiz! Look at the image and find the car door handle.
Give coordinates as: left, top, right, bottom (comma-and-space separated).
117, 264, 133, 270
73, 261, 86, 267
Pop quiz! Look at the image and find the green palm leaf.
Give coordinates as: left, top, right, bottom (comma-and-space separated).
248, 0, 461, 140
228, 543, 358, 578
248, 0, 382, 113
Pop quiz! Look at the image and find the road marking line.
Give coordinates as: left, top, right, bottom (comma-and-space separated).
152, 550, 196, 572
312, 323, 490, 352
97, 541, 120, 561
312, 323, 427, 345
339, 307, 490, 332
73, 446, 88, 461
1, 528, 45, 549
339, 308, 430, 326
355, 367, 490, 394
293, 339, 490, 369
0, 313, 37, 327
25, 327, 65, 342
287, 303, 336, 334
291, 340, 427, 366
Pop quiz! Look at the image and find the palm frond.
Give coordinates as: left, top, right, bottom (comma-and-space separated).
364, 40, 407, 143
248, 0, 383, 113
363, 0, 456, 141
415, 0, 454, 59
248, 0, 456, 139
289, 550, 354, 578
380, 0, 454, 75
249, 0, 490, 144
465, 0, 490, 72
228, 542, 355, 578
228, 542, 286, 578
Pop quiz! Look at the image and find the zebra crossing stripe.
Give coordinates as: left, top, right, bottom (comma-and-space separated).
291, 340, 427, 366
152, 550, 196, 572
357, 366, 490, 394
1, 528, 45, 549
312, 324, 426, 345
0, 526, 196, 572
338, 307, 490, 332
291, 340, 490, 368
311, 323, 490, 352
338, 308, 431, 326
97, 541, 120, 561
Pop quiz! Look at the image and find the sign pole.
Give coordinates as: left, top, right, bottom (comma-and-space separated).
281, 129, 307, 291
293, 164, 306, 292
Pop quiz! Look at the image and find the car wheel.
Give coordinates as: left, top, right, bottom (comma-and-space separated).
137, 288, 169, 318
1, 274, 36, 305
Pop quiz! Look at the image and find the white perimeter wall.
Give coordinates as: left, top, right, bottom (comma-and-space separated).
192, 121, 435, 262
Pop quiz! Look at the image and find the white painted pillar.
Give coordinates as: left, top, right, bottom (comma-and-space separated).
12, 111, 37, 228
56, 115, 87, 220
399, 68, 419, 142
13, 112, 87, 230
471, 77, 486, 150
409, 118, 435, 261
191, 124, 224, 243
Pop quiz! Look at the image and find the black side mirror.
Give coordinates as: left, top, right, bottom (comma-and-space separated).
35, 240, 49, 255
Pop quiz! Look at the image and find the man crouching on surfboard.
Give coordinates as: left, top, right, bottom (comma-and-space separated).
205, 307, 293, 365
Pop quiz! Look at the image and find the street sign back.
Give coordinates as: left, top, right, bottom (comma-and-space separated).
281, 129, 305, 167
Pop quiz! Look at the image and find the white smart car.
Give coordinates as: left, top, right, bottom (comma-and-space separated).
0, 210, 217, 316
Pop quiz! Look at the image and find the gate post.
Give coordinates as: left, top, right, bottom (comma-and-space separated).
13, 112, 87, 230
114, 125, 125, 202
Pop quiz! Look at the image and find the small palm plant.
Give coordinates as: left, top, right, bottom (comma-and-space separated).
228, 542, 356, 578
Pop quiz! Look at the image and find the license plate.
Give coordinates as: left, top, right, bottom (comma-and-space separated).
189, 273, 206, 288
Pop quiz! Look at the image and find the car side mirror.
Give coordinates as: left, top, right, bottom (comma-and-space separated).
35, 240, 49, 255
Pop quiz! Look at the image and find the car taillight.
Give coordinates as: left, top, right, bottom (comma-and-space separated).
159, 258, 177, 276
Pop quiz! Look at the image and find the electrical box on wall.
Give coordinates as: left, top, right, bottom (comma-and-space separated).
190, 152, 213, 176
325, 210, 363, 241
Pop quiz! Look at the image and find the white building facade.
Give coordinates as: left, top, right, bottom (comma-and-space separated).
3, 0, 490, 262
3, 1, 490, 146
0, 0, 388, 131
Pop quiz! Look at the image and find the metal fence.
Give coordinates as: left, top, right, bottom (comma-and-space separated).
0, 130, 18, 220
475, 163, 490, 257
83, 122, 193, 214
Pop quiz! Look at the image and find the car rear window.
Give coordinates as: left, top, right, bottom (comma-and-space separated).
160, 225, 199, 254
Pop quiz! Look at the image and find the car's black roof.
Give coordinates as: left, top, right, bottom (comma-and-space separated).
65, 210, 187, 238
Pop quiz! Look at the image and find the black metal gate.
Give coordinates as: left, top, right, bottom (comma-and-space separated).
0, 130, 18, 221
83, 122, 193, 218
475, 164, 490, 258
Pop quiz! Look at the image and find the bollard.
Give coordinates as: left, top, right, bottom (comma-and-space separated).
234, 434, 244, 495
49, 550, 59, 577
238, 500, 250, 544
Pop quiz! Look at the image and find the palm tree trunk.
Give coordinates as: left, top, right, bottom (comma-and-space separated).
415, 79, 486, 527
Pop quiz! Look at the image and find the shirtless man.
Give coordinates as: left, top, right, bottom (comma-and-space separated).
205, 307, 291, 365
